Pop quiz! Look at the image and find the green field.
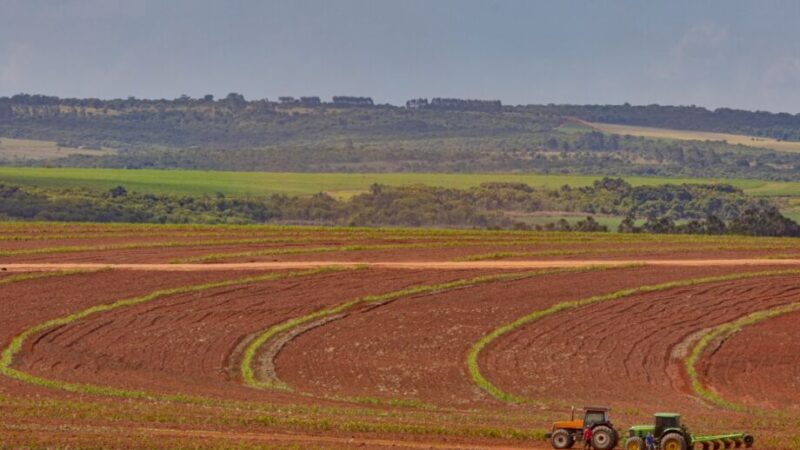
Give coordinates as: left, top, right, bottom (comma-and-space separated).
2, 167, 798, 199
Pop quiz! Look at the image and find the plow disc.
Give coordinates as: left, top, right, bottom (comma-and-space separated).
692, 433, 754, 449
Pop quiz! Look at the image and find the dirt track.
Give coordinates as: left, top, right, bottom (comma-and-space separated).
3, 258, 800, 272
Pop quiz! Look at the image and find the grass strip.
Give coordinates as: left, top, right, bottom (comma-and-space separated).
0, 270, 100, 286
0, 236, 349, 258
176, 243, 435, 263
686, 301, 800, 412
0, 396, 549, 443
241, 264, 633, 391
456, 243, 793, 261
0, 266, 351, 400
173, 239, 624, 264
468, 269, 800, 404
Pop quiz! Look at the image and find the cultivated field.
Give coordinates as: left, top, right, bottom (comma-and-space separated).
0, 137, 113, 160
2, 222, 800, 448
3, 166, 800, 198
585, 121, 800, 153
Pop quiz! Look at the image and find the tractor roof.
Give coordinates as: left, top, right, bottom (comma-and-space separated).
584, 406, 610, 411
655, 413, 680, 418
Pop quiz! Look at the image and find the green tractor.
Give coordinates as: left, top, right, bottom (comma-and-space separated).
624, 413, 754, 450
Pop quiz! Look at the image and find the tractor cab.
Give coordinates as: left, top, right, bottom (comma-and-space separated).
654, 413, 685, 438
584, 407, 610, 428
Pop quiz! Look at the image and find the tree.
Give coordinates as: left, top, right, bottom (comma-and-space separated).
107, 185, 128, 198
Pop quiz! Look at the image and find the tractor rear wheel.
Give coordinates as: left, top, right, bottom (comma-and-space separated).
661, 433, 687, 450
592, 425, 616, 450
626, 436, 645, 450
551, 429, 575, 449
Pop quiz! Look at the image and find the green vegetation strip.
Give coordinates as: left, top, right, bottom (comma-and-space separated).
0, 396, 548, 443
686, 301, 800, 412
178, 242, 443, 263
0, 269, 101, 286
0, 167, 791, 197
468, 269, 800, 404
241, 265, 631, 391
457, 243, 792, 261
0, 266, 350, 399
0, 236, 346, 258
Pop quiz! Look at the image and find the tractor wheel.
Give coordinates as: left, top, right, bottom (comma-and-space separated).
592, 426, 616, 450
661, 433, 687, 450
626, 436, 645, 450
743, 435, 754, 448
550, 429, 575, 449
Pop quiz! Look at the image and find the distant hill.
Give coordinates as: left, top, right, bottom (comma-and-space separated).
3, 94, 800, 180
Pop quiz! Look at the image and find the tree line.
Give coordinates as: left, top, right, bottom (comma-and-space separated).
1, 178, 797, 237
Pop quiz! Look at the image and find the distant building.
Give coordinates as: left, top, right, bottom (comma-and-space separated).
404, 97, 502, 112
429, 98, 502, 112
405, 98, 429, 109
279, 96, 298, 105
332, 96, 374, 107
299, 96, 322, 107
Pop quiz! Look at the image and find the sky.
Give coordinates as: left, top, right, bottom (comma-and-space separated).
1, 0, 800, 113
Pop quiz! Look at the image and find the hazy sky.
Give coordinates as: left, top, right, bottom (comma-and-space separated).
2, 0, 799, 113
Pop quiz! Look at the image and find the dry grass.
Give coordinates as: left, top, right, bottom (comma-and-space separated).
0, 137, 113, 160
586, 121, 800, 153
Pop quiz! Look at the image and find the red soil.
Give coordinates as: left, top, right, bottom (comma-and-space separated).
0, 269, 268, 397
275, 265, 781, 406
4, 222, 800, 447
700, 309, 800, 410
15, 268, 496, 403
484, 276, 800, 414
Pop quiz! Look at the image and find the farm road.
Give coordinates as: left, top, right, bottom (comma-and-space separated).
2, 259, 800, 272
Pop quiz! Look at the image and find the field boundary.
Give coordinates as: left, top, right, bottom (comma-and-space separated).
3, 259, 800, 273
455, 243, 794, 261
467, 269, 800, 404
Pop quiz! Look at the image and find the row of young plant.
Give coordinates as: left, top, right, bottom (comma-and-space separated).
0, 267, 346, 398
0, 267, 556, 442
467, 269, 800, 405
240, 265, 621, 392
685, 300, 800, 412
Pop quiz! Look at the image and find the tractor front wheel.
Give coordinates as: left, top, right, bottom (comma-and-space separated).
592, 426, 616, 450
550, 429, 575, 449
626, 436, 645, 450
661, 433, 687, 450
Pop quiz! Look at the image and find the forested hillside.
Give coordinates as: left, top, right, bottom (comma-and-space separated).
3, 94, 800, 180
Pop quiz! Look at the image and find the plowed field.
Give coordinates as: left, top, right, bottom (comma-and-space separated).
2, 222, 800, 448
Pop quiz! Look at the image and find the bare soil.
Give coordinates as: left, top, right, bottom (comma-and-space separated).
701, 309, 800, 410
276, 265, 779, 406
15, 268, 495, 403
